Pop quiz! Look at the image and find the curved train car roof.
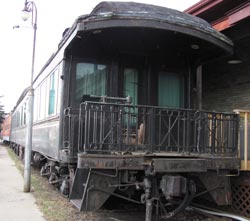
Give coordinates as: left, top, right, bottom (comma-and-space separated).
33, 1, 233, 93
59, 1, 233, 53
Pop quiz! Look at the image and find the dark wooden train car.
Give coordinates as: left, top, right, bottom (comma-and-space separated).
10, 2, 240, 220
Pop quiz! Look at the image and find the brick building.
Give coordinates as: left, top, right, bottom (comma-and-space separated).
186, 0, 250, 112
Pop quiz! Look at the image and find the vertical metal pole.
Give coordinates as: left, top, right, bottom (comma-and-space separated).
23, 1, 37, 192
24, 89, 34, 192
211, 113, 216, 154
187, 61, 191, 108
244, 112, 248, 170
145, 199, 153, 221
196, 65, 202, 110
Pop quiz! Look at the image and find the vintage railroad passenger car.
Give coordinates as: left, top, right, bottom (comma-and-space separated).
1, 113, 11, 145
10, 2, 240, 220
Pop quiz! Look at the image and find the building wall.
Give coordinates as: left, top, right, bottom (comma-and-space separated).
203, 60, 250, 112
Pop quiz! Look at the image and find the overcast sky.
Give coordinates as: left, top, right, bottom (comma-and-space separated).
0, 0, 199, 112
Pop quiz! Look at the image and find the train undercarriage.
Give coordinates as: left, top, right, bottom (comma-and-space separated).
9, 143, 240, 220
69, 154, 239, 220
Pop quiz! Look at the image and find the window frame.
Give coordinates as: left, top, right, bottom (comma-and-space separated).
70, 59, 109, 106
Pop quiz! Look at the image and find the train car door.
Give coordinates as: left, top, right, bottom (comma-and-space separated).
123, 67, 138, 105
158, 71, 184, 108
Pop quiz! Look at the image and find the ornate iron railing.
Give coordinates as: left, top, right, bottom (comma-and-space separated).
64, 102, 239, 156
64, 101, 239, 157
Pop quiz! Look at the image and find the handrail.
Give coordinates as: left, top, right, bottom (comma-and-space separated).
70, 101, 239, 156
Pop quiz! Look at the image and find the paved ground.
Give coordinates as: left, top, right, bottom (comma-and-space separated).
0, 144, 45, 221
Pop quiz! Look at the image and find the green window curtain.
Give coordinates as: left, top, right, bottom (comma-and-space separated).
75, 63, 107, 103
40, 81, 47, 119
158, 72, 183, 108
48, 72, 55, 115
23, 103, 26, 125
123, 68, 138, 105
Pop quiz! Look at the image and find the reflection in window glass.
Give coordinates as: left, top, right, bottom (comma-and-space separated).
17, 111, 20, 127
48, 71, 58, 115
20, 106, 23, 126
23, 103, 26, 125
75, 63, 107, 103
39, 81, 47, 119
34, 88, 39, 122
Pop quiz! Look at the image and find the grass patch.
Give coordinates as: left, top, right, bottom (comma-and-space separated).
6, 146, 129, 221
6, 147, 87, 221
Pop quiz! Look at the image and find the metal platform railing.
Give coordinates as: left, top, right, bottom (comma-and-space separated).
64, 101, 239, 157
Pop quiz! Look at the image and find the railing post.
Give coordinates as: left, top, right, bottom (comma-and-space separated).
196, 111, 202, 153
234, 114, 240, 157
78, 105, 83, 152
186, 111, 190, 153
211, 113, 216, 154
244, 112, 248, 169
100, 104, 103, 150
118, 107, 123, 151
83, 103, 89, 153
149, 108, 155, 153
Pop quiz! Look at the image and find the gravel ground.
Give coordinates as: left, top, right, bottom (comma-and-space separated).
30, 168, 146, 221
31, 170, 215, 221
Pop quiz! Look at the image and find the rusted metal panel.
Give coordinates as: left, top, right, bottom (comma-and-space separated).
153, 158, 207, 172
77, 154, 145, 170
206, 157, 240, 170
199, 171, 232, 206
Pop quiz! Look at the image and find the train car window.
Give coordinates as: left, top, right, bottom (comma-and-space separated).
20, 106, 23, 126
48, 72, 55, 115
123, 68, 138, 105
158, 72, 183, 108
34, 87, 39, 122
48, 70, 58, 115
19, 109, 22, 126
23, 103, 26, 125
74, 62, 107, 103
16, 112, 18, 128
39, 80, 47, 119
